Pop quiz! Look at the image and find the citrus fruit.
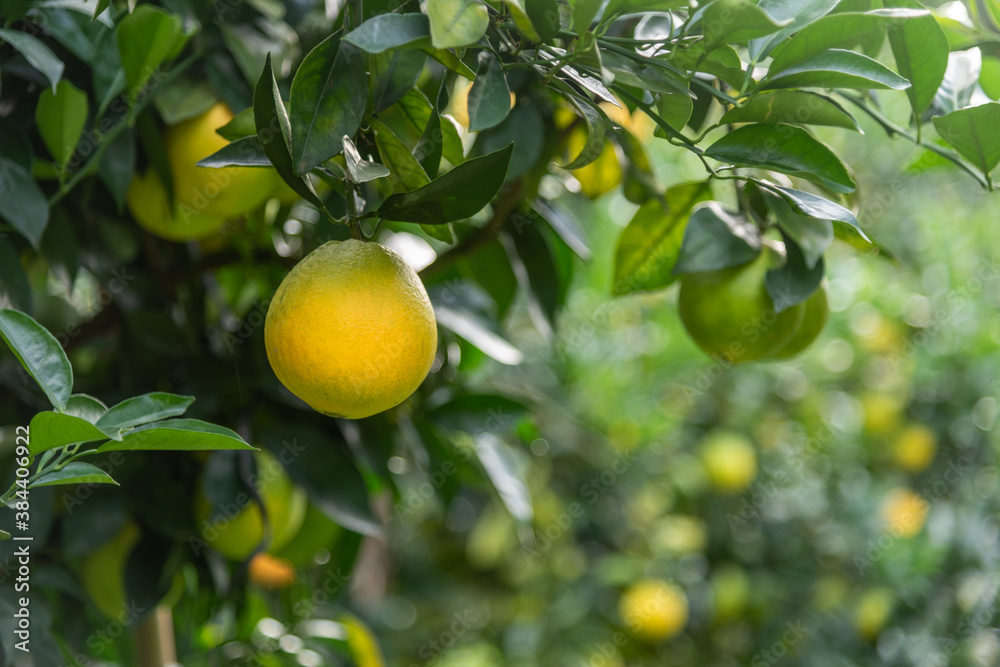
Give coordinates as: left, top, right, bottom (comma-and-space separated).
619, 579, 688, 642
861, 393, 904, 433
854, 588, 894, 640
195, 450, 307, 561
880, 487, 927, 537
127, 103, 272, 240
678, 249, 806, 363
264, 240, 438, 419
699, 431, 758, 494
342, 613, 386, 667
565, 127, 622, 199
770, 286, 829, 359
80, 521, 141, 620
248, 553, 296, 590
273, 503, 342, 566
891, 424, 937, 473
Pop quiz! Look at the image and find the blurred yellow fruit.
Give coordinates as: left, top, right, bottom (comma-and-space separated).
619, 579, 688, 642
194, 450, 307, 560
881, 487, 928, 537
274, 503, 341, 567
861, 393, 904, 434
854, 588, 894, 640
264, 240, 438, 419
598, 99, 655, 142
566, 128, 622, 199
892, 424, 937, 472
711, 564, 750, 621
80, 521, 141, 619
248, 552, 296, 590
447, 78, 515, 130
652, 515, 707, 554
700, 431, 758, 494
342, 613, 386, 667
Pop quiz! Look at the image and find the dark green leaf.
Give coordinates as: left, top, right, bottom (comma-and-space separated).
415, 110, 444, 178
152, 77, 217, 125
0, 28, 64, 92
0, 309, 72, 411
468, 52, 512, 131
371, 49, 427, 112
253, 54, 324, 207
720, 91, 861, 131
704, 123, 856, 193
215, 106, 257, 141
28, 412, 108, 456
765, 237, 824, 312
885, 0, 949, 116
762, 183, 865, 234
35, 79, 88, 175
290, 35, 367, 174
0, 241, 31, 313
98, 130, 136, 211
526, 0, 562, 42
93, 0, 111, 19
378, 144, 513, 224
115, 5, 193, 103
343, 13, 432, 53
197, 136, 273, 168
343, 135, 391, 183
763, 48, 911, 91
600, 51, 693, 96
434, 305, 524, 365
699, 0, 791, 47
504, 225, 560, 331
668, 43, 746, 89
767, 194, 832, 269
673, 202, 762, 274
613, 181, 713, 294
97, 419, 254, 452
96, 392, 195, 434
374, 119, 431, 191
32, 462, 118, 489
562, 96, 609, 170
0, 157, 49, 249
932, 102, 1000, 175
427, 0, 489, 49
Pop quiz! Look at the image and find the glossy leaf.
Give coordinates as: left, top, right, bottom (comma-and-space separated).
28, 412, 109, 456
115, 5, 193, 103
415, 110, 444, 178
748, 0, 839, 62
371, 49, 427, 112
932, 103, 1000, 175
699, 0, 790, 47
0, 309, 72, 411
526, 0, 562, 42
435, 305, 524, 365
197, 136, 272, 168
343, 13, 432, 53
562, 97, 609, 170
97, 419, 254, 452
673, 202, 762, 274
427, 0, 489, 49
0, 157, 49, 249
377, 144, 513, 224
96, 392, 195, 434
720, 91, 861, 131
374, 119, 431, 191
764, 48, 911, 91
216, 106, 258, 141
600, 51, 692, 96
35, 79, 88, 175
885, 0, 949, 116
468, 53, 512, 131
0, 28, 64, 92
761, 184, 865, 235
767, 194, 833, 269
475, 432, 533, 524
32, 462, 118, 489
290, 35, 367, 173
62, 394, 109, 424
343, 136, 391, 183
704, 124, 857, 194
613, 181, 713, 295
532, 199, 591, 259
506, 225, 560, 332
423, 47, 477, 79
765, 238, 824, 312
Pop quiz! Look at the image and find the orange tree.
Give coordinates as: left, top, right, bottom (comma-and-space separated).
0, 0, 999, 663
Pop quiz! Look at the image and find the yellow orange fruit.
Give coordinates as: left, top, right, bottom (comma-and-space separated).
248, 553, 296, 590
619, 579, 689, 642
80, 521, 141, 620
854, 588, 894, 640
881, 487, 928, 537
700, 431, 758, 494
892, 424, 937, 473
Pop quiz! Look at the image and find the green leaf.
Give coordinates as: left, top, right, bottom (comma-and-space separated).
526, 0, 562, 43
97, 419, 254, 452
474, 432, 533, 524
0, 309, 72, 411
415, 110, 444, 178
699, 0, 791, 47
215, 106, 257, 141
0, 157, 49, 250
343, 136, 391, 183
28, 412, 109, 456
533, 198, 591, 259
599, 51, 693, 96
115, 5, 193, 104
981, 56, 1000, 100
423, 48, 476, 79
612, 181, 713, 295
35, 79, 88, 176
290, 35, 367, 174
374, 119, 431, 191
468, 53, 512, 131
932, 103, 1000, 175
668, 43, 746, 89
377, 143, 513, 224
0, 29, 64, 92
748, 0, 839, 62
504, 225, 560, 331
343, 13, 432, 53
768, 8, 927, 73
763, 48, 911, 91
434, 305, 524, 365
562, 97, 609, 170
672, 202, 762, 274
427, 0, 489, 49
762, 183, 864, 233
96, 392, 195, 434
704, 123, 856, 194
571, 0, 605, 33
93, 0, 111, 19
197, 136, 272, 168
31, 462, 118, 489
767, 194, 832, 269
885, 0, 949, 116
152, 77, 217, 125
0, 241, 31, 313
98, 130, 136, 211
720, 91, 861, 131
765, 238, 824, 312
371, 49, 427, 112
253, 54, 324, 207
655, 93, 694, 133
506, 0, 542, 41
62, 394, 109, 424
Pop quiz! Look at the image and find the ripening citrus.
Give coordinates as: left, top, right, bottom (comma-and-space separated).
126, 103, 272, 240
447, 77, 515, 130
565, 128, 622, 199
861, 393, 904, 434
881, 487, 928, 537
678, 250, 806, 363
619, 579, 688, 642
248, 553, 296, 590
892, 424, 937, 473
264, 240, 438, 419
770, 287, 829, 359
854, 588, 894, 640
195, 450, 307, 561
700, 431, 758, 493
80, 521, 141, 619
342, 613, 387, 667
273, 503, 342, 566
